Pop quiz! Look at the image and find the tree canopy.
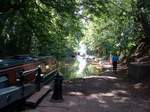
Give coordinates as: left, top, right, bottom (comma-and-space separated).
0, 0, 149, 61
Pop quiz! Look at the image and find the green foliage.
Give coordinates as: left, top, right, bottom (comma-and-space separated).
0, 0, 81, 58
81, 0, 149, 59
0, 0, 149, 60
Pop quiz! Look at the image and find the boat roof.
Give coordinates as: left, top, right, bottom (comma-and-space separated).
0, 59, 30, 70
0, 55, 36, 70
0, 55, 55, 70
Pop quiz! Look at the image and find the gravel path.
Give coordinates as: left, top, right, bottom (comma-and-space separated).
23, 68, 150, 112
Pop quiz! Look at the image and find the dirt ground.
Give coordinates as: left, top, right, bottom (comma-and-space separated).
23, 67, 150, 112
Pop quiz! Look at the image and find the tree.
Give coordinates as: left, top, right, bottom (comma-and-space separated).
0, 0, 81, 58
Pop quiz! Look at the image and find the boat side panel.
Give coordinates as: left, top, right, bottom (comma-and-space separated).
0, 63, 38, 85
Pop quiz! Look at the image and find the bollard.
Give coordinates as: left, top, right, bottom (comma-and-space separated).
35, 67, 42, 91
51, 72, 63, 102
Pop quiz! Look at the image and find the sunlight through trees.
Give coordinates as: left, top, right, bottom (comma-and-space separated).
0, 0, 149, 61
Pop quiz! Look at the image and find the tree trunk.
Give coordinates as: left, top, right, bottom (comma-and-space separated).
137, 0, 150, 43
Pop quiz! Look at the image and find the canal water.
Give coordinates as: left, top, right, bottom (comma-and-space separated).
59, 55, 101, 80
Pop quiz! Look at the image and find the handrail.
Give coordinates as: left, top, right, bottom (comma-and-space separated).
23, 68, 38, 76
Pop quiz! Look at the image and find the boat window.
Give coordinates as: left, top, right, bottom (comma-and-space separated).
0, 75, 9, 89
0, 76, 8, 82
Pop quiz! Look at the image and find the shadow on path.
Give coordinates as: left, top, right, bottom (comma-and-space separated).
23, 69, 150, 112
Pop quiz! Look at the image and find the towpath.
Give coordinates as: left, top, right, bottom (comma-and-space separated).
23, 63, 150, 112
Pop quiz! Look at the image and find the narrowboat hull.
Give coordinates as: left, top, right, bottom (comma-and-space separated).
0, 84, 35, 109
0, 56, 58, 109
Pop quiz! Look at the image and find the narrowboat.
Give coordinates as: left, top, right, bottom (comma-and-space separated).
0, 55, 58, 109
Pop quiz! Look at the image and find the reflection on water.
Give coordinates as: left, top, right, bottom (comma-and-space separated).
76, 55, 87, 75
59, 56, 101, 79
60, 42, 101, 79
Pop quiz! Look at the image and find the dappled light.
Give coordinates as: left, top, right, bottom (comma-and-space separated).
98, 76, 118, 80
22, 70, 150, 112
0, 0, 150, 112
68, 92, 84, 96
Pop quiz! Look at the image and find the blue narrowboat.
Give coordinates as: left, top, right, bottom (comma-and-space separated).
0, 56, 58, 109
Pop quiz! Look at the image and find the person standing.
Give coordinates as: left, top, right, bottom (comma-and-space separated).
112, 53, 119, 73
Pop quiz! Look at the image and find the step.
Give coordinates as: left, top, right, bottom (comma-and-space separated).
26, 85, 52, 106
